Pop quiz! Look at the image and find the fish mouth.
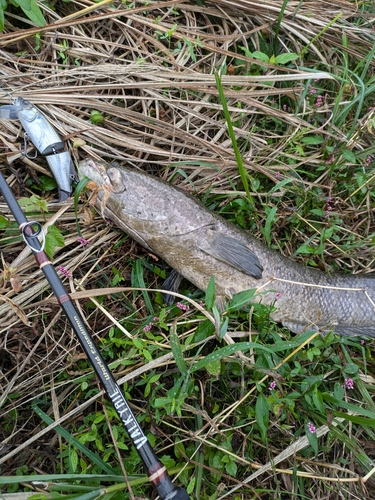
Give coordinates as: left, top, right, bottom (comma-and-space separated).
78, 159, 109, 185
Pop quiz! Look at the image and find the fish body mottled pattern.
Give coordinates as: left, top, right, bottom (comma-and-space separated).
79, 159, 375, 337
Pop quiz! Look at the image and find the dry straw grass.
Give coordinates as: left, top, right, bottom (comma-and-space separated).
0, 0, 374, 498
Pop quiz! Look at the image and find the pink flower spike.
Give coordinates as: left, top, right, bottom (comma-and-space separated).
343, 378, 354, 390
77, 236, 89, 246
269, 381, 276, 391
176, 302, 190, 312
143, 322, 153, 332
307, 422, 316, 434
58, 265, 72, 278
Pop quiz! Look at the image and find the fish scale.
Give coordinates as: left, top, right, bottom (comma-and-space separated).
79, 158, 375, 338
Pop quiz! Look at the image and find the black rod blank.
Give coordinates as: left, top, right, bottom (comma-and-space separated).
0, 169, 189, 500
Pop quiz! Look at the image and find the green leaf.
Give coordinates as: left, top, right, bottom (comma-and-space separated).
205, 359, 221, 376
45, 225, 65, 259
0, 5, 4, 32
219, 315, 229, 339
226, 288, 257, 313
205, 275, 216, 310
194, 319, 215, 342
343, 363, 359, 375
0, 215, 10, 229
170, 322, 187, 375
225, 460, 237, 476
310, 208, 326, 217
301, 135, 323, 145
333, 382, 344, 401
11, 0, 29, 7
18, 0, 46, 26
312, 388, 324, 413
191, 342, 273, 373
255, 393, 269, 441
274, 52, 299, 64
69, 448, 78, 473
252, 51, 270, 63
342, 148, 356, 163
306, 424, 318, 455
90, 110, 104, 125
240, 45, 253, 58
294, 244, 315, 255
260, 206, 277, 247
18, 194, 48, 214
39, 174, 57, 191
133, 259, 154, 315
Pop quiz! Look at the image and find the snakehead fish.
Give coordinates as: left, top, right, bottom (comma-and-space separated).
78, 159, 375, 338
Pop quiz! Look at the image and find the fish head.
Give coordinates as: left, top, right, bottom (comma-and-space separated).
78, 159, 170, 223
79, 159, 212, 236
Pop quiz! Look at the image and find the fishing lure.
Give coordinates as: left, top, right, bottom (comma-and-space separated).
0, 97, 75, 202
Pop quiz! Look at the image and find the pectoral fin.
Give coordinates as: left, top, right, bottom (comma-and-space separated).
198, 230, 263, 279
0, 104, 22, 120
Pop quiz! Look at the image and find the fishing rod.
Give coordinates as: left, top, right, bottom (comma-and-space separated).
0, 168, 189, 500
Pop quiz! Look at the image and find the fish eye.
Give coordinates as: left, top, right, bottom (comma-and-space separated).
107, 167, 126, 193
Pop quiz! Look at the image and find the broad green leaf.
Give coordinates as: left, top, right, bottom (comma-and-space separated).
18, 0, 46, 26
69, 449, 79, 473
45, 225, 65, 259
225, 460, 237, 476
310, 208, 326, 217
343, 363, 359, 375
205, 359, 221, 376
301, 135, 323, 145
275, 52, 299, 64
226, 288, 257, 313
194, 319, 215, 342
39, 174, 57, 191
342, 148, 356, 163
294, 244, 315, 255
0, 215, 9, 229
252, 51, 270, 63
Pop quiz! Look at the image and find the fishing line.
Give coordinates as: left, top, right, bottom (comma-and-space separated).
0, 168, 189, 500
